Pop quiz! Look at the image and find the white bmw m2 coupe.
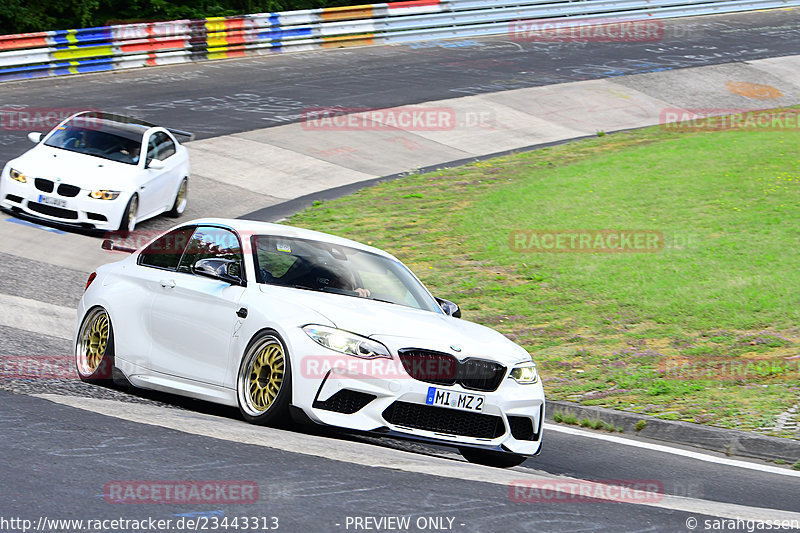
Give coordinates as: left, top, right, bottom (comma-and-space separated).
75, 219, 544, 467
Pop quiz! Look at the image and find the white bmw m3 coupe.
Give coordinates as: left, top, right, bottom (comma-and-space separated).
0, 111, 190, 232
75, 218, 544, 467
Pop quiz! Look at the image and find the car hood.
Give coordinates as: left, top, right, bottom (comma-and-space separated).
10, 145, 140, 189
261, 285, 530, 366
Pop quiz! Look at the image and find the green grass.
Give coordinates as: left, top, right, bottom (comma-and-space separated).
287, 116, 800, 438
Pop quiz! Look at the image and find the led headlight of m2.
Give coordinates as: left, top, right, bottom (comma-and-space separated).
510, 363, 539, 384
303, 325, 392, 359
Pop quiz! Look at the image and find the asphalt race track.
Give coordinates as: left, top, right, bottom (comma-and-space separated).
1, 8, 799, 162
1, 7, 800, 533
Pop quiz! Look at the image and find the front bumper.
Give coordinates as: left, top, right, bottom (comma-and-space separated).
0, 176, 125, 231
293, 344, 545, 456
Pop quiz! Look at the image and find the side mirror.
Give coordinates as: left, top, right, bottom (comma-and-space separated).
147, 159, 165, 170
28, 132, 42, 143
192, 258, 245, 286
435, 297, 461, 318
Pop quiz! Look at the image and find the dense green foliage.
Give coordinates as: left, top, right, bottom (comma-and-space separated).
0, 0, 357, 34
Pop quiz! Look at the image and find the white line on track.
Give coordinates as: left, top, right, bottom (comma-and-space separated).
544, 423, 800, 478
35, 394, 800, 523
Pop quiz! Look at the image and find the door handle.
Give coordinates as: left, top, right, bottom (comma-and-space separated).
160, 279, 176, 289
236, 307, 248, 319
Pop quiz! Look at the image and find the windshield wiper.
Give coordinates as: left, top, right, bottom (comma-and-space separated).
283, 283, 320, 292
366, 296, 397, 305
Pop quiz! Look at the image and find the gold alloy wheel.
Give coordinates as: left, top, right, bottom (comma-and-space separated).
176, 180, 187, 206
77, 308, 109, 376
128, 195, 138, 228
246, 340, 285, 413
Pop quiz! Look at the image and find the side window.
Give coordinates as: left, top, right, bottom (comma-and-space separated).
178, 226, 244, 278
155, 131, 176, 159
146, 135, 158, 163
138, 226, 195, 271
145, 131, 176, 162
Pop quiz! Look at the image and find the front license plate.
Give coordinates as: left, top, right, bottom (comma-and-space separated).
38, 195, 67, 208
426, 386, 484, 412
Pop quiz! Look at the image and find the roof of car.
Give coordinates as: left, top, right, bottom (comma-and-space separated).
185, 218, 396, 260
59, 112, 154, 141
65, 111, 194, 140
73, 111, 156, 129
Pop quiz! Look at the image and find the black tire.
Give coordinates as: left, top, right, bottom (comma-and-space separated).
459, 447, 527, 468
119, 194, 138, 232
75, 307, 115, 383
166, 177, 187, 218
236, 330, 293, 427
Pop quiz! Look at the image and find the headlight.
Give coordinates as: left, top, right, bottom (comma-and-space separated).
303, 325, 391, 359
510, 364, 538, 384
9, 168, 26, 183
89, 190, 120, 200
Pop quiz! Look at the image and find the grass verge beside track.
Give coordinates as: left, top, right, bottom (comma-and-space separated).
287, 113, 800, 438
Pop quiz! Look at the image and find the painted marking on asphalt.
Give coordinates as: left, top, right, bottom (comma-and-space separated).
0, 293, 74, 340
6, 216, 66, 234
36, 394, 800, 523
544, 423, 800, 478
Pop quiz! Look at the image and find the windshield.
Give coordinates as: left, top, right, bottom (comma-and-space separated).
252, 235, 440, 313
44, 121, 144, 165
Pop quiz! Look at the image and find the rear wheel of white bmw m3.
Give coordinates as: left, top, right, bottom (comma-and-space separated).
75, 307, 115, 383
459, 447, 527, 468
166, 177, 187, 218
237, 331, 292, 427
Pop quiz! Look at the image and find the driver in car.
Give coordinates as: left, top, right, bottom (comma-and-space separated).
119, 144, 140, 164
322, 264, 371, 298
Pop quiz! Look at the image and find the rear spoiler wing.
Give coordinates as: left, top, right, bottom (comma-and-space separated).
73, 111, 195, 141
167, 128, 195, 141
101, 239, 136, 254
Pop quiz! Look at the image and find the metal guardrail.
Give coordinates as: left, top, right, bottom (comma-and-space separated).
0, 0, 798, 82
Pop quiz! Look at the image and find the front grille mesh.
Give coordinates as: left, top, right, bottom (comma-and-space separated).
398, 349, 506, 392
57, 183, 80, 197
27, 202, 78, 220
313, 389, 376, 414
382, 401, 505, 439
508, 416, 536, 441
34, 178, 54, 192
